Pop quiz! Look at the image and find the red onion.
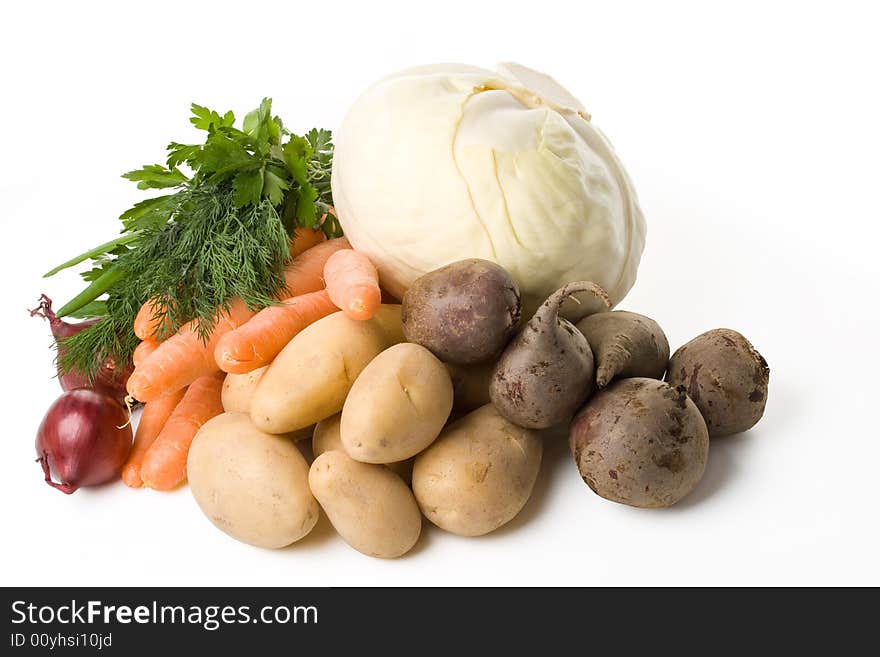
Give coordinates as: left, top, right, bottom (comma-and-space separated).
36, 389, 132, 494
30, 295, 132, 404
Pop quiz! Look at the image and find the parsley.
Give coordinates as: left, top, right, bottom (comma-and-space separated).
45, 99, 338, 379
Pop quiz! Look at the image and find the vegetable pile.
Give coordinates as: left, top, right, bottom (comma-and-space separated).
32, 65, 770, 558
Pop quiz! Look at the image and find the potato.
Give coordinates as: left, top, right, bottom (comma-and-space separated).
313, 413, 413, 484
402, 259, 521, 364
412, 404, 542, 536
446, 361, 493, 414
221, 367, 267, 413
491, 282, 608, 429
312, 413, 346, 458
187, 412, 319, 548
666, 328, 769, 437
569, 378, 709, 508
341, 343, 453, 463
309, 450, 421, 558
250, 305, 402, 434
224, 369, 313, 440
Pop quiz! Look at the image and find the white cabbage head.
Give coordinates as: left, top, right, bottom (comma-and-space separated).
331, 62, 646, 317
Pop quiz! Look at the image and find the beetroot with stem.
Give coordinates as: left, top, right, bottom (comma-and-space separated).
490, 281, 610, 429
36, 389, 132, 494
30, 295, 132, 404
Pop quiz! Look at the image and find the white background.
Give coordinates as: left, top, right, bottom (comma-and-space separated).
2, 0, 877, 586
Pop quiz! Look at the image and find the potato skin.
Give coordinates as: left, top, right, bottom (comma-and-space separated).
402, 259, 520, 364
666, 328, 769, 437
312, 413, 413, 484
312, 413, 345, 458
569, 378, 709, 508
309, 450, 421, 558
412, 404, 542, 536
187, 413, 319, 548
250, 306, 402, 434
576, 311, 669, 387
224, 366, 312, 440
341, 343, 452, 463
221, 367, 267, 413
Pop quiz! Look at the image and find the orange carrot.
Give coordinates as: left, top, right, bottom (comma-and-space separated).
132, 339, 161, 368
133, 298, 172, 340
214, 290, 338, 374
121, 388, 186, 488
140, 373, 224, 491
126, 238, 351, 402
323, 249, 381, 320
280, 236, 351, 297
126, 300, 251, 402
289, 226, 325, 257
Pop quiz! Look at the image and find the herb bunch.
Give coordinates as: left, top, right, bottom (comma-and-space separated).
45, 99, 338, 378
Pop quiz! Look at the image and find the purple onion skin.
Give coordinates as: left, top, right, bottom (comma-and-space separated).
30, 295, 132, 404
36, 389, 132, 494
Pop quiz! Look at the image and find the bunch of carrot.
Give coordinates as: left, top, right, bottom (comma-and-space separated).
121, 227, 382, 491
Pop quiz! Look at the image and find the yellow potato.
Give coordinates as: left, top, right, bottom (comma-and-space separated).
311, 413, 345, 456
250, 305, 402, 434
412, 404, 542, 537
221, 367, 267, 413
341, 343, 452, 464
224, 369, 313, 440
187, 413, 319, 549
313, 413, 414, 484
309, 450, 421, 558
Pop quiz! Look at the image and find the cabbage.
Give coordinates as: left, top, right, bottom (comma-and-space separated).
331, 62, 646, 317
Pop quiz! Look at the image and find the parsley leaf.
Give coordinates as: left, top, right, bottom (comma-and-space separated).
122, 164, 189, 190
263, 166, 290, 206
118, 195, 176, 232
198, 134, 256, 177
233, 168, 264, 208
166, 142, 202, 169
190, 104, 235, 131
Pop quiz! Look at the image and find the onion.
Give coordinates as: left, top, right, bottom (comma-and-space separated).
30, 295, 132, 404
36, 389, 132, 494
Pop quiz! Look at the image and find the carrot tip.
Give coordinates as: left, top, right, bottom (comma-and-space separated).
121, 465, 143, 488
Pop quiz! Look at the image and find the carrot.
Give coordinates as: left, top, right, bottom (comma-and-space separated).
121, 388, 186, 488
133, 298, 172, 340
323, 249, 381, 321
132, 339, 161, 368
140, 373, 224, 491
214, 289, 338, 374
280, 236, 351, 296
126, 300, 251, 402
126, 238, 351, 402
289, 226, 325, 257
